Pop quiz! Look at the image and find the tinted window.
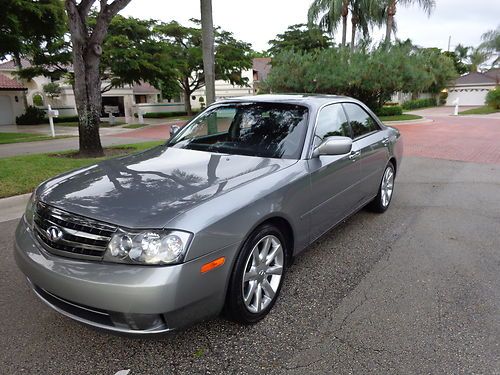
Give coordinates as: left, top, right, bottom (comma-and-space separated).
314, 104, 351, 147
169, 103, 308, 159
343, 103, 379, 138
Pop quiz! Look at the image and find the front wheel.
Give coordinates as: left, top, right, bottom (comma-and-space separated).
368, 162, 395, 213
224, 224, 287, 324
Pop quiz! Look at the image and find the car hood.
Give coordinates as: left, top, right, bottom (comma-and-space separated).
38, 146, 297, 229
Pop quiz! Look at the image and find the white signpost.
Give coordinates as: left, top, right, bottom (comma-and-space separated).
452, 98, 459, 116
104, 105, 119, 125
137, 109, 144, 125
47, 104, 59, 138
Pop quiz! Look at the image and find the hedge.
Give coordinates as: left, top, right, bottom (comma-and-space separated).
402, 98, 437, 110
48, 115, 80, 123
376, 106, 403, 116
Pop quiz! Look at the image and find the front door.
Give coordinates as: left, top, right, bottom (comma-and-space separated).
307, 104, 363, 241
342, 103, 390, 201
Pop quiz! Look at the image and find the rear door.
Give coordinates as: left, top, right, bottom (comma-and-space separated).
307, 104, 363, 240
342, 103, 390, 201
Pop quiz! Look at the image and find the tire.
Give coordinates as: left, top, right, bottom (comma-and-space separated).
225, 224, 287, 324
368, 162, 395, 213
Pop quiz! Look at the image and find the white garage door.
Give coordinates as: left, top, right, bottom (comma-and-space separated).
0, 95, 14, 125
446, 88, 489, 106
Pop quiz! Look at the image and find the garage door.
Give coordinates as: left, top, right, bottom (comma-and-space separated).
0, 95, 14, 125
446, 88, 489, 106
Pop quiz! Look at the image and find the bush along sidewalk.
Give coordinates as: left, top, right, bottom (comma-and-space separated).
402, 98, 437, 110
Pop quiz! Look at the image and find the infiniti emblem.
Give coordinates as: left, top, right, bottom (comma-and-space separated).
46, 226, 63, 242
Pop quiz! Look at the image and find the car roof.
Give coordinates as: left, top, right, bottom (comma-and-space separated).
215, 94, 355, 110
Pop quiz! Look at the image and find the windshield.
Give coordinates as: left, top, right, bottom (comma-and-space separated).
168, 103, 309, 159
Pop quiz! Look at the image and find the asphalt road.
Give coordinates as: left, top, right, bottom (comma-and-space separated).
1, 156, 499, 374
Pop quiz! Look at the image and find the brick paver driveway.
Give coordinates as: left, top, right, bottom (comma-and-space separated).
393, 109, 500, 165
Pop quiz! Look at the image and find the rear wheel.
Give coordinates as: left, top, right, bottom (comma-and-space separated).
225, 224, 286, 324
368, 162, 395, 213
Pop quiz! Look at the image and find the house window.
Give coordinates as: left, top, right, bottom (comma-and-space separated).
32, 93, 44, 107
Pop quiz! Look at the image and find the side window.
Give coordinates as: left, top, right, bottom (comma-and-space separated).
342, 103, 379, 139
314, 104, 351, 147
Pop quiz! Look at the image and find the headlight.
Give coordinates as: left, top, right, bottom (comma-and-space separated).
104, 229, 192, 265
24, 192, 37, 229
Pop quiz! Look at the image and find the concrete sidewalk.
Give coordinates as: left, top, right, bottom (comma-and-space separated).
0, 193, 30, 223
0, 135, 156, 158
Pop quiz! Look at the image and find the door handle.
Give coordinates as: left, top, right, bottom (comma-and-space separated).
349, 150, 361, 160
382, 137, 390, 146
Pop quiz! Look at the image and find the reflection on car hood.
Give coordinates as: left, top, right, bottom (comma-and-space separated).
38, 146, 297, 228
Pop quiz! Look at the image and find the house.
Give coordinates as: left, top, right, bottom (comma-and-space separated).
445, 70, 498, 106
0, 58, 162, 122
0, 73, 27, 125
252, 57, 272, 93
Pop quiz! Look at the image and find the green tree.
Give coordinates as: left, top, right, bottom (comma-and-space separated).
43, 82, 62, 100
443, 51, 468, 75
308, 0, 350, 46
265, 43, 457, 111
155, 20, 252, 115
267, 24, 332, 56
468, 47, 490, 72
383, 0, 435, 44
480, 26, 499, 67
64, 0, 132, 157
308, 0, 383, 49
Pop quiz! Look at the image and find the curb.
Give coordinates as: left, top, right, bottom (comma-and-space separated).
0, 193, 31, 223
383, 118, 433, 125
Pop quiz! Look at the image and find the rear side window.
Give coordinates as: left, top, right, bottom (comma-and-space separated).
314, 104, 351, 147
342, 103, 379, 139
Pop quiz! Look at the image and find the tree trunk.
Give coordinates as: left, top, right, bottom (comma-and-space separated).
385, 1, 396, 44
351, 17, 357, 51
65, 0, 132, 157
183, 79, 193, 116
200, 0, 216, 105
341, 0, 348, 47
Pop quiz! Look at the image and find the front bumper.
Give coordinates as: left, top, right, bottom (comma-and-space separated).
14, 218, 238, 334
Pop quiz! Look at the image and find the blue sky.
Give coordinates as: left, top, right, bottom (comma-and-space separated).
121, 0, 499, 51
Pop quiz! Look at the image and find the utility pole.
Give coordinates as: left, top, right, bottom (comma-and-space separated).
447, 35, 451, 52
200, 0, 216, 105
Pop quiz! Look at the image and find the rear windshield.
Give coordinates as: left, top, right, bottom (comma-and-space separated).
168, 103, 309, 159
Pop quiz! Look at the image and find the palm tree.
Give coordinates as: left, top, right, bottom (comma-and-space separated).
468, 47, 490, 72
384, 0, 435, 44
454, 44, 471, 63
308, 0, 350, 47
480, 26, 499, 67
200, 0, 215, 105
308, 0, 383, 49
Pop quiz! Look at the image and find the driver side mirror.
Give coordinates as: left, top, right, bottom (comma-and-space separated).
312, 136, 352, 157
170, 125, 180, 138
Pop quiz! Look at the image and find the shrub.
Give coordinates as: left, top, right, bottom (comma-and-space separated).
49, 115, 79, 123
486, 87, 500, 109
439, 91, 448, 106
15, 106, 46, 125
401, 98, 437, 110
376, 106, 403, 116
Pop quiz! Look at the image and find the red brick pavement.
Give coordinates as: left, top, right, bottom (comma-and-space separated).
393, 116, 500, 165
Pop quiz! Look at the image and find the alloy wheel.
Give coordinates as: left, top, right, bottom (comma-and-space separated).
241, 235, 284, 313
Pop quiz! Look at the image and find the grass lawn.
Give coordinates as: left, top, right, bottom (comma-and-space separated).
54, 121, 125, 127
379, 114, 422, 122
459, 106, 500, 115
122, 123, 148, 129
0, 132, 72, 145
0, 141, 163, 198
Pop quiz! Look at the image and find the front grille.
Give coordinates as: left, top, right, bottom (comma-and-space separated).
33, 201, 116, 260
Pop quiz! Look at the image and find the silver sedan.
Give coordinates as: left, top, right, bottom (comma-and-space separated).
14, 94, 403, 334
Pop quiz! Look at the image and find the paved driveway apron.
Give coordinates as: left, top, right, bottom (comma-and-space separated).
393, 113, 500, 165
